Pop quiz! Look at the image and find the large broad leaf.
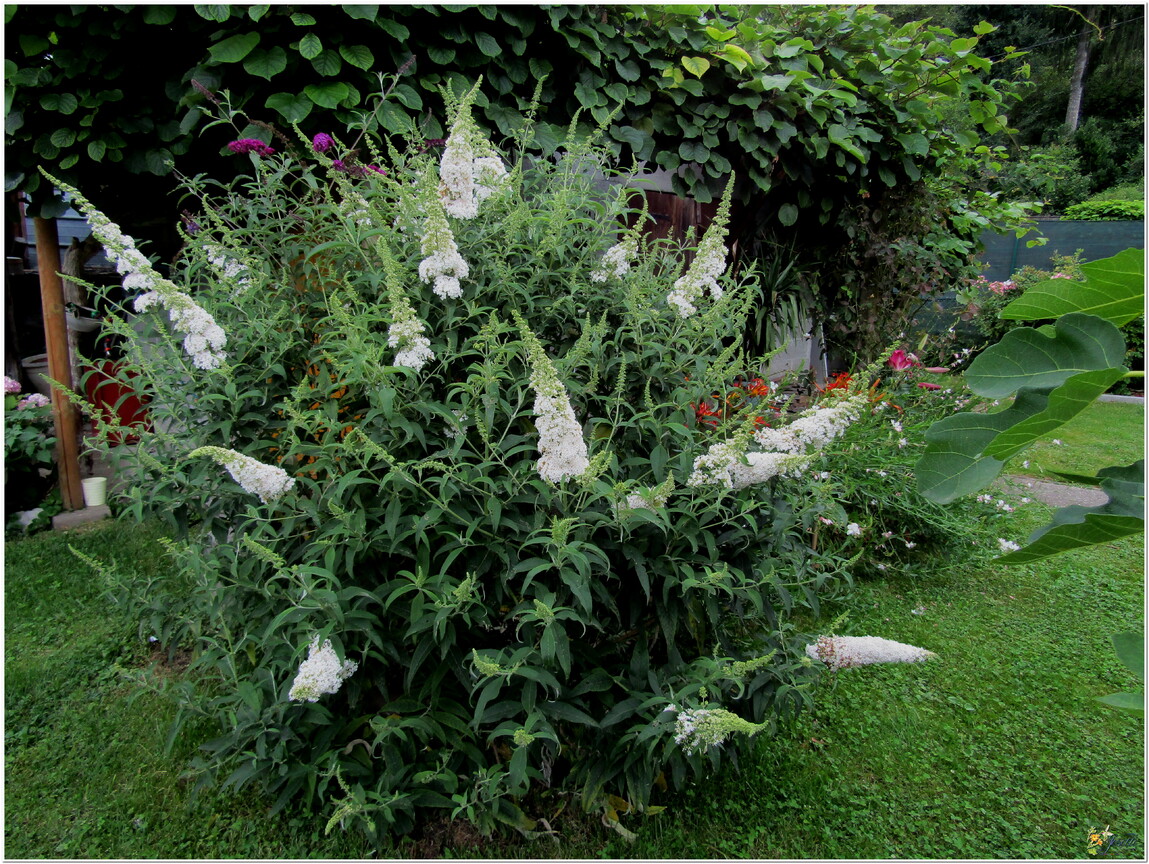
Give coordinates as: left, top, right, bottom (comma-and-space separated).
917, 389, 1049, 503
998, 461, 1144, 563
1001, 248, 1144, 327
1112, 632, 1144, 682
982, 368, 1126, 461
919, 312, 1129, 497
965, 312, 1127, 399
1095, 692, 1144, 714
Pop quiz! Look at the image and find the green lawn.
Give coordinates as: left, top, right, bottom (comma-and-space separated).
1007, 400, 1144, 483
5, 459, 1144, 858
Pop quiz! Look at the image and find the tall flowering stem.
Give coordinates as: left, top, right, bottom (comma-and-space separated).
418, 192, 469, 300
667, 177, 734, 318
666, 705, 767, 755
378, 240, 434, 371
438, 80, 507, 219
805, 635, 937, 671
513, 311, 590, 484
42, 170, 227, 370
190, 445, 295, 504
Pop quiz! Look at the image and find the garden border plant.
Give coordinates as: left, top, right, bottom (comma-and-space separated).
48, 78, 997, 843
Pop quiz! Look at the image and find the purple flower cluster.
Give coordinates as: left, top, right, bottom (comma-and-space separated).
227, 138, 276, 156
311, 132, 335, 154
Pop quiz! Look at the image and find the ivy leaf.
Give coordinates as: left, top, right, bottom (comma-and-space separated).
611, 125, 653, 161
265, 92, 313, 123
19, 34, 50, 56
290, 12, 316, 26
244, 46, 287, 80
778, 203, 798, 226
87, 140, 107, 161
339, 44, 374, 70
1001, 248, 1144, 327
718, 44, 753, 73
144, 148, 173, 175
40, 93, 78, 114
375, 100, 411, 135
304, 81, 350, 109
248, 6, 270, 22
998, 461, 1144, 564
681, 56, 710, 78
311, 50, 342, 77
208, 33, 261, 64
759, 73, 793, 91
298, 32, 322, 60
894, 131, 929, 156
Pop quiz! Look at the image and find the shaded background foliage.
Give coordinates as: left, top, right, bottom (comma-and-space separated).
7, 3, 1039, 365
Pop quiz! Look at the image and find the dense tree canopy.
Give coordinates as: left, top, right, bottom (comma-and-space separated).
6, 4, 1035, 362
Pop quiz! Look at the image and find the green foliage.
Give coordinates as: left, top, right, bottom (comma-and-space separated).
1084, 182, 1145, 202
5, 4, 1039, 363
1096, 632, 1144, 716
917, 248, 1145, 561
988, 143, 1092, 212
967, 250, 1085, 346
3, 385, 58, 517
1061, 199, 1145, 221
54, 94, 965, 841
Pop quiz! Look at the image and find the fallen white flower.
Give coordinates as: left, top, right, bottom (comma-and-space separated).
805, 635, 937, 671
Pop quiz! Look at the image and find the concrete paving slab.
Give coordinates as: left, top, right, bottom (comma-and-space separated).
52, 504, 111, 529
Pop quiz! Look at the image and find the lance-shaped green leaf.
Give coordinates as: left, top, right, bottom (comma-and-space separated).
965, 312, 1126, 399
916, 389, 1050, 503
997, 460, 1144, 563
1000, 247, 1144, 327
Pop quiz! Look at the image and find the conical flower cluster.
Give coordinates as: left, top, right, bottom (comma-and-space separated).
438, 84, 507, 219
753, 393, 867, 453
44, 172, 228, 371
288, 636, 358, 702
805, 635, 937, 671
666, 179, 733, 317
590, 234, 639, 283
516, 314, 589, 483
191, 446, 295, 504
418, 197, 469, 300
380, 239, 435, 371
687, 444, 809, 490
666, 705, 766, 755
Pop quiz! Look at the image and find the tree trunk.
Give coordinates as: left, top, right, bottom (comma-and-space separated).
1064, 13, 1094, 133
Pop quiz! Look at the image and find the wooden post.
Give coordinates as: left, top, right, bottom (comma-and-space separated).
33, 215, 84, 511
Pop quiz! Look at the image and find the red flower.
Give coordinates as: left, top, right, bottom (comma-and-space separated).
693, 401, 721, 427
742, 377, 772, 397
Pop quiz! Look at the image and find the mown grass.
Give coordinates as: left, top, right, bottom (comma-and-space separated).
6, 446, 1144, 858
1008, 399, 1144, 483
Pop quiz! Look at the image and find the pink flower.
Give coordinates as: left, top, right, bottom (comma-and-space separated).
923, 366, 949, 374
917, 382, 942, 390
4, 375, 21, 395
17, 393, 50, 409
1052, 272, 1071, 279
888, 349, 918, 371
311, 132, 334, 154
227, 138, 275, 156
